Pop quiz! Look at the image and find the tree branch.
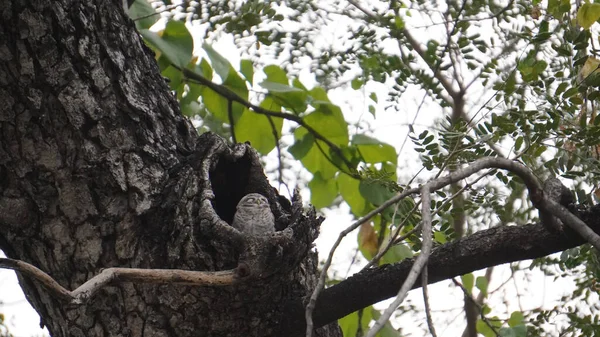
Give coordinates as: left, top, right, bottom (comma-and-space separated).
279, 207, 600, 335
0, 258, 238, 304
302, 156, 600, 336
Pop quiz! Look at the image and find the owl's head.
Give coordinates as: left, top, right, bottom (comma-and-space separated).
236, 193, 270, 209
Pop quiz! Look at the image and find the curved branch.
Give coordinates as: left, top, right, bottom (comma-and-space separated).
279, 207, 600, 335
304, 157, 541, 335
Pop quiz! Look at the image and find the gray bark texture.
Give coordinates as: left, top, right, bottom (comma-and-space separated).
0, 1, 341, 336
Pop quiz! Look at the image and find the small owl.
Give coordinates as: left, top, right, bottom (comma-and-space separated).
231, 193, 275, 235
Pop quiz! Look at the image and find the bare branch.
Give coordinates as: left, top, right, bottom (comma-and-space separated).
423, 266, 439, 337
0, 258, 73, 302
0, 258, 238, 305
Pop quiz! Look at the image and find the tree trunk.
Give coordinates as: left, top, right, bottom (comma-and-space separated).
0, 1, 340, 336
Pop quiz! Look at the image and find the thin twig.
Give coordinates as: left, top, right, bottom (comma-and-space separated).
265, 114, 284, 187
452, 278, 500, 336
422, 262, 438, 337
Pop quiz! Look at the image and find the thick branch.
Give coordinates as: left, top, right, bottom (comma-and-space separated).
280, 209, 600, 334
304, 157, 543, 334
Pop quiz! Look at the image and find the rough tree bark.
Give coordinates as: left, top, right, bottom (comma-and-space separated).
0, 1, 340, 336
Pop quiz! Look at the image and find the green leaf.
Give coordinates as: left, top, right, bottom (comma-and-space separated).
514, 136, 523, 151
359, 180, 395, 206
161, 65, 183, 92
371, 308, 402, 337
461, 273, 474, 293
507, 325, 527, 337
260, 81, 304, 93
338, 311, 360, 337
381, 243, 414, 264
498, 328, 516, 337
337, 173, 369, 216
498, 326, 527, 337
477, 318, 501, 337
369, 105, 376, 117
127, 0, 159, 30
234, 97, 283, 154
339, 306, 400, 337
140, 20, 194, 68
201, 44, 249, 123
264, 64, 288, 84
240, 59, 254, 84
242, 12, 261, 26
533, 60, 547, 73
563, 87, 578, 98
475, 276, 488, 297
394, 16, 404, 29
507, 311, 525, 327
201, 87, 231, 122
352, 135, 397, 164
180, 65, 209, 106
369, 92, 378, 103
339, 307, 373, 337
301, 97, 349, 147
293, 127, 339, 179
433, 231, 447, 244
198, 58, 213, 80
203, 44, 233, 82
309, 172, 338, 208
260, 70, 309, 112
181, 100, 201, 117
293, 78, 308, 91
577, 3, 600, 29
548, 0, 570, 17
289, 132, 315, 160
351, 77, 364, 90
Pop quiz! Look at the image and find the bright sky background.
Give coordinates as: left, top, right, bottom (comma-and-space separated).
0, 1, 591, 336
